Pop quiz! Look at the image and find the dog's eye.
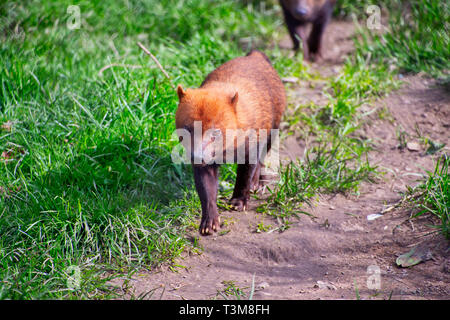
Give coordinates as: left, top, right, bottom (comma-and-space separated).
179, 136, 183, 142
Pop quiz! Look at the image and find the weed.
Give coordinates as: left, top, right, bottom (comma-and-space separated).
215, 280, 248, 300
405, 155, 449, 238
355, 0, 450, 79
0, 0, 296, 299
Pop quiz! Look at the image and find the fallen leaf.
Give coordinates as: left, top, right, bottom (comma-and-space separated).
426, 140, 445, 155
396, 243, 433, 268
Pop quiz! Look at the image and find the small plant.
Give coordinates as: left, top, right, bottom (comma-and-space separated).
426, 140, 446, 155
215, 280, 248, 300
396, 127, 409, 150
405, 154, 449, 238
259, 141, 377, 224
377, 106, 395, 123
356, 0, 450, 79
354, 280, 361, 300
254, 220, 273, 233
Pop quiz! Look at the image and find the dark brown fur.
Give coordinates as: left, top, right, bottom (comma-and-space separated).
279, 0, 336, 61
176, 51, 286, 235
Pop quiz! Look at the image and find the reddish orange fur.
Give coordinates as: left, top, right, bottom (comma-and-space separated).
176, 50, 286, 144
175, 51, 286, 236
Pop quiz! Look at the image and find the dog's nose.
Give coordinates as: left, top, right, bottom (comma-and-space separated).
295, 7, 308, 17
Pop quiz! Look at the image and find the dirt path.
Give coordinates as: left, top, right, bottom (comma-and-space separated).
117, 21, 450, 300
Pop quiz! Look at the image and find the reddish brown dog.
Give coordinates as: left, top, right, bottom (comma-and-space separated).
279, 0, 336, 61
175, 51, 286, 235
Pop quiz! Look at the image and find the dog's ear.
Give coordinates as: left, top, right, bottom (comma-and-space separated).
177, 85, 186, 100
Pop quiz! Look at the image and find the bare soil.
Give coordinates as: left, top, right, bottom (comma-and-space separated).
115, 21, 450, 300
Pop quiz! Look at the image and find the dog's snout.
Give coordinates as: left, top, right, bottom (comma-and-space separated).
295, 7, 308, 17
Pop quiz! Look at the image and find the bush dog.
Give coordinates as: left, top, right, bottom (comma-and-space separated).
279, 0, 336, 61
175, 50, 286, 235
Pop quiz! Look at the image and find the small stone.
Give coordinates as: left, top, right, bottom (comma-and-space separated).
258, 282, 270, 290
281, 76, 299, 83
315, 280, 337, 290
406, 142, 421, 151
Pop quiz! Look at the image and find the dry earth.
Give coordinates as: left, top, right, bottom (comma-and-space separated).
113, 21, 450, 300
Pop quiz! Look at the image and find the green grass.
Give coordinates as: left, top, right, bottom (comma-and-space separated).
1, 0, 447, 298
258, 52, 398, 227
257, 141, 377, 222
257, 0, 448, 230
405, 155, 449, 239
334, 0, 399, 18
350, 0, 449, 236
336, 0, 449, 78
355, 0, 450, 79
215, 280, 248, 300
0, 0, 302, 299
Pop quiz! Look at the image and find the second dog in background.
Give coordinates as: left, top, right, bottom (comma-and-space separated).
279, 0, 336, 61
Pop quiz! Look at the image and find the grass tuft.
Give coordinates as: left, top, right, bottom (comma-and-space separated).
406, 155, 449, 239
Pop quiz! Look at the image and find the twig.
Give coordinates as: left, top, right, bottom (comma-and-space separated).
137, 42, 175, 89
379, 191, 425, 215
